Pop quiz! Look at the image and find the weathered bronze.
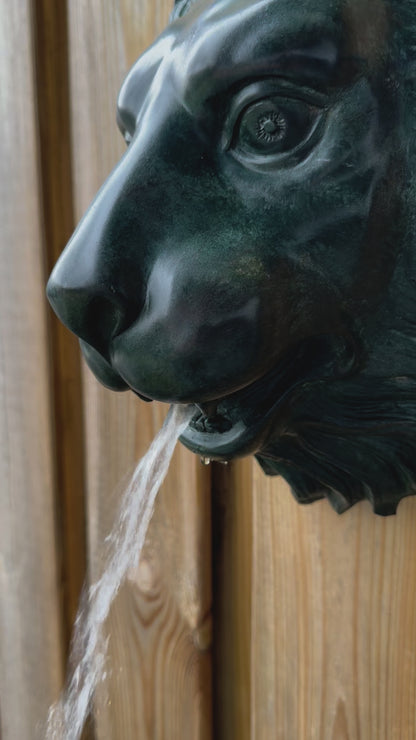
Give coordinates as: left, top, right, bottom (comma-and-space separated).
47, 0, 416, 514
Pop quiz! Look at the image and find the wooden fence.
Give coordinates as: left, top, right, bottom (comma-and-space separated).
2, 1, 416, 738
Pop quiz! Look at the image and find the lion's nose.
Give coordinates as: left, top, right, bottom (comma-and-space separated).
47, 148, 146, 356
47, 273, 135, 357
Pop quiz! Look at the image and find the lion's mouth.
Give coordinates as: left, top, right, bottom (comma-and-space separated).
182, 333, 358, 460
80, 332, 358, 460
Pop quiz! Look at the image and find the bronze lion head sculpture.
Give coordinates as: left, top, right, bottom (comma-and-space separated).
47, 0, 416, 514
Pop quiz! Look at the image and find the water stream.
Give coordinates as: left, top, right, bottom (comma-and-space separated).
44, 403, 193, 740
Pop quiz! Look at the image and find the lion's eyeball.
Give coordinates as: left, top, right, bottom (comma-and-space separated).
234, 97, 321, 158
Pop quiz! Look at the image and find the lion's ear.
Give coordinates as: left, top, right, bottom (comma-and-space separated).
170, 0, 184, 21
170, 0, 194, 21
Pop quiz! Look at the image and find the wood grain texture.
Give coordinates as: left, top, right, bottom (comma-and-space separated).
213, 457, 416, 739
67, 2, 212, 737
33, 0, 88, 652
94, 408, 212, 739
250, 469, 416, 740
0, 2, 64, 737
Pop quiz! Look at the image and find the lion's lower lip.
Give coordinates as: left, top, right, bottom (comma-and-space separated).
181, 369, 290, 459
182, 415, 257, 459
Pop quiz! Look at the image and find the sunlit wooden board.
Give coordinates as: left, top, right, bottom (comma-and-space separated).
214, 456, 416, 739
250, 470, 416, 739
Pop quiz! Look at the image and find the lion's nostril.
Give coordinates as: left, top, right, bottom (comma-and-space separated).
47, 273, 139, 358
86, 295, 127, 345
75, 291, 141, 359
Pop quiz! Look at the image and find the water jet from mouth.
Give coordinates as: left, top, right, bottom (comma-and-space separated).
44, 404, 193, 740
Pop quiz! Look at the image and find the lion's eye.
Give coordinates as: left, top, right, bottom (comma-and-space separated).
233, 97, 320, 158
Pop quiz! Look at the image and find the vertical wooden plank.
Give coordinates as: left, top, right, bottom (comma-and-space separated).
33, 0, 88, 652
0, 2, 64, 738
212, 460, 253, 740
214, 459, 416, 739
250, 471, 416, 739
67, 2, 212, 737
